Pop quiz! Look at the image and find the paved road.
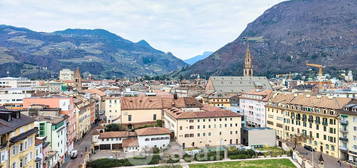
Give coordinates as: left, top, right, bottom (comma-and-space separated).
295, 146, 353, 168
63, 126, 97, 168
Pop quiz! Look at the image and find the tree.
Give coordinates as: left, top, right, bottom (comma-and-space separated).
105, 123, 124, 131
288, 134, 312, 150
156, 120, 163, 127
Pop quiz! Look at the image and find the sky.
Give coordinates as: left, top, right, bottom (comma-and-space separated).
0, 0, 286, 60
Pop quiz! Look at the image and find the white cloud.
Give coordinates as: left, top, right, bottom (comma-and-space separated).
0, 0, 286, 59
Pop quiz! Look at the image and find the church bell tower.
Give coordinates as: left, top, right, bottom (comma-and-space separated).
243, 44, 253, 77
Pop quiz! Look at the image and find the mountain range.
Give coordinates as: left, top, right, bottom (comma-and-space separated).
178, 0, 357, 78
184, 51, 213, 65
0, 25, 187, 79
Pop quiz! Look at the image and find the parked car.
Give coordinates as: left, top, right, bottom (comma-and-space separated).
70, 150, 78, 159
304, 145, 315, 152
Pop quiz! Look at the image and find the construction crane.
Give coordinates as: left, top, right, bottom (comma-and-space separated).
306, 63, 325, 79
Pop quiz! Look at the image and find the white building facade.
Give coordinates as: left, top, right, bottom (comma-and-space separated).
59, 69, 74, 81
239, 90, 272, 127
0, 77, 37, 88
0, 88, 34, 107
137, 133, 170, 150
104, 97, 121, 124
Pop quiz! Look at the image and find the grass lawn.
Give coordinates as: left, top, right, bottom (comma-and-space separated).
190, 159, 296, 168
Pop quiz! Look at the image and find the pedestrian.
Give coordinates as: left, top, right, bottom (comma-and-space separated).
337, 160, 341, 167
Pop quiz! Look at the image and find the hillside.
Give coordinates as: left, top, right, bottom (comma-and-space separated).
179, 0, 357, 78
184, 51, 213, 65
0, 25, 187, 79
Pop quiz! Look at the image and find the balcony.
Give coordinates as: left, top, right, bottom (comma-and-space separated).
340, 146, 348, 152
340, 128, 348, 133
339, 137, 348, 142
341, 120, 348, 125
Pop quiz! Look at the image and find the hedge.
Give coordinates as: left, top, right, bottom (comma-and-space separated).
87, 155, 161, 168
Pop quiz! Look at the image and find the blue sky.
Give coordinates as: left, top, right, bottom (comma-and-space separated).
0, 0, 286, 59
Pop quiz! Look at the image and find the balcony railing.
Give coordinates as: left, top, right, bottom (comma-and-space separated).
340, 128, 348, 133
340, 146, 348, 152
339, 137, 348, 142
341, 120, 348, 125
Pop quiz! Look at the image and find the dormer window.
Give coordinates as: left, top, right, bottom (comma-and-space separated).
330, 110, 335, 115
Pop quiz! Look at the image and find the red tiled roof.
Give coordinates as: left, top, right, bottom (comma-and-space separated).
162, 97, 202, 109
98, 131, 131, 139
240, 89, 273, 101
270, 93, 352, 109
135, 127, 171, 136
122, 138, 139, 147
83, 89, 105, 97
165, 107, 241, 119
121, 97, 163, 110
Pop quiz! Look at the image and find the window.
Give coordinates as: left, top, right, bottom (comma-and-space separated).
128, 115, 132, 121
153, 114, 157, 120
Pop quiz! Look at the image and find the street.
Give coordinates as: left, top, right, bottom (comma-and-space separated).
63, 126, 97, 168
295, 145, 353, 168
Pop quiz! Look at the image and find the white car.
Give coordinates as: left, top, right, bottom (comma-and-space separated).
70, 150, 78, 159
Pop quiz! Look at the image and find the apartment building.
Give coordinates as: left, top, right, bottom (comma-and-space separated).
266, 93, 351, 158
338, 101, 357, 163
74, 97, 95, 139
0, 88, 34, 110
23, 96, 76, 152
239, 90, 272, 127
0, 77, 37, 88
34, 115, 68, 167
164, 106, 242, 148
104, 96, 121, 124
0, 109, 37, 168
59, 69, 74, 81
202, 93, 234, 108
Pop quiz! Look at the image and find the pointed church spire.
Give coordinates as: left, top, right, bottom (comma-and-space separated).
243, 43, 253, 77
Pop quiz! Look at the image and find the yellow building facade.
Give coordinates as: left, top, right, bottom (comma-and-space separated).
266, 93, 351, 159
75, 100, 92, 140
0, 110, 36, 168
202, 94, 233, 108
164, 107, 241, 148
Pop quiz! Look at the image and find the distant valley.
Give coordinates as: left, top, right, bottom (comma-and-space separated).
0, 25, 187, 79
184, 51, 213, 65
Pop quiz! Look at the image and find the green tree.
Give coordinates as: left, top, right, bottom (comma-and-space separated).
105, 123, 124, 131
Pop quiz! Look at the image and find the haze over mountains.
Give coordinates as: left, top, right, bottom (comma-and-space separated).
184, 51, 213, 65
0, 25, 187, 79
179, 0, 357, 78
